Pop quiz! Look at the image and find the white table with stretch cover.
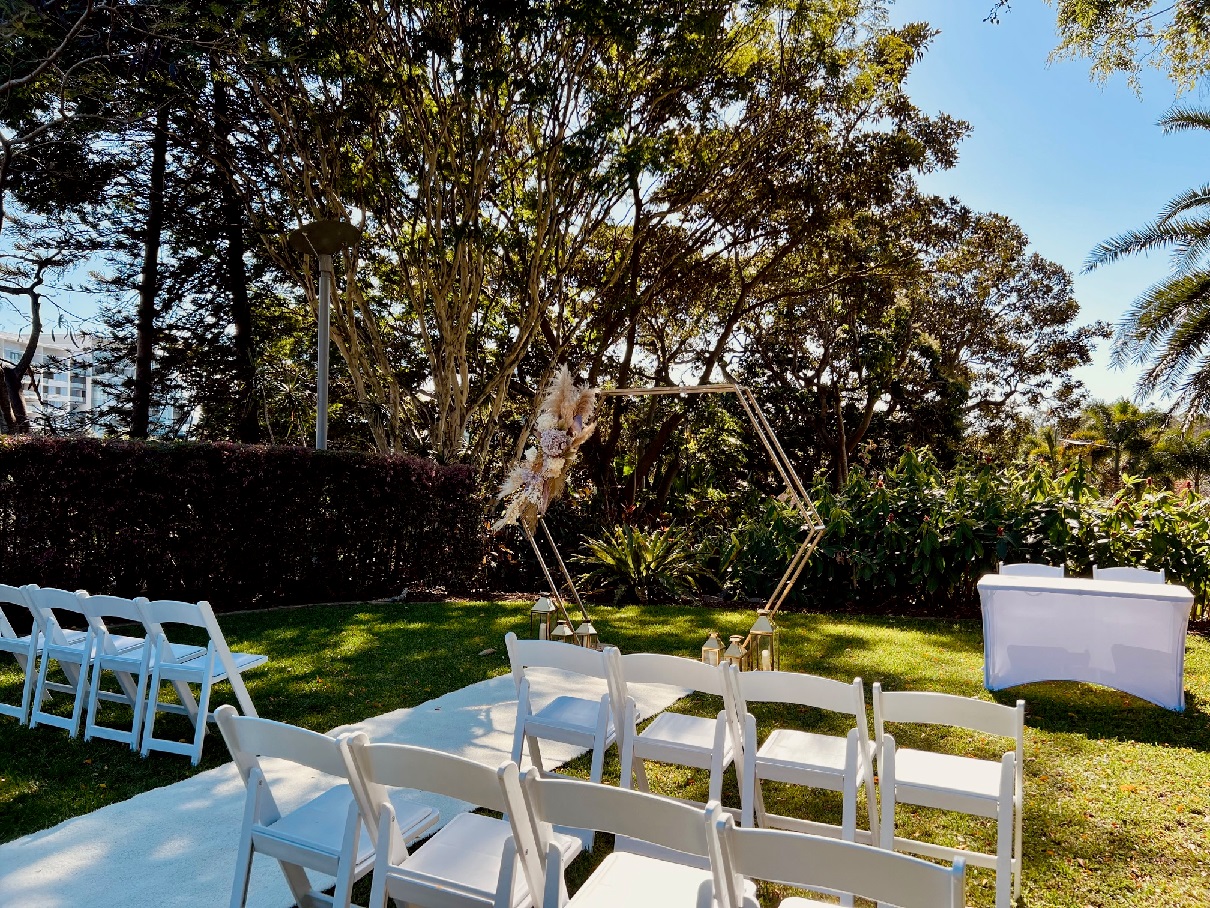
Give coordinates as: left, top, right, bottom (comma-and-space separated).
977, 574, 1193, 711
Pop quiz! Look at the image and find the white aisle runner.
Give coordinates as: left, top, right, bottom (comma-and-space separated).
0, 670, 688, 908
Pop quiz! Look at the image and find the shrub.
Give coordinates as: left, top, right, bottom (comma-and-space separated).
701, 449, 1210, 618
0, 437, 484, 609
575, 525, 706, 604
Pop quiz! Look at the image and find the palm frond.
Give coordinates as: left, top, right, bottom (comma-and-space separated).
1086, 215, 1210, 271
1160, 106, 1210, 134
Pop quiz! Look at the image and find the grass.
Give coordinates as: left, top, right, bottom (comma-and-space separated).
1, 600, 1209, 907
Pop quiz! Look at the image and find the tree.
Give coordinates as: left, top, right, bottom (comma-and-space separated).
1091, 106, 1210, 414
989, 1, 1210, 92
1072, 398, 1165, 490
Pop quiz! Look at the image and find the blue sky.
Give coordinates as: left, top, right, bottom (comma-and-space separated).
888, 0, 1206, 405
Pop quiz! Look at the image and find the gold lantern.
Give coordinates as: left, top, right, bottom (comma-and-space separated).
701, 631, 724, 666
551, 620, 576, 643
575, 621, 600, 650
724, 634, 749, 671
530, 597, 557, 640
749, 609, 778, 671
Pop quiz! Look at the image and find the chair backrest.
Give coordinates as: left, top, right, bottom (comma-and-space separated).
215, 703, 351, 785
522, 769, 716, 862
998, 561, 1064, 577
710, 813, 964, 908
80, 594, 147, 654
1093, 565, 1166, 584
872, 684, 1024, 771
25, 586, 91, 644
616, 652, 728, 697
505, 632, 618, 686
0, 583, 36, 640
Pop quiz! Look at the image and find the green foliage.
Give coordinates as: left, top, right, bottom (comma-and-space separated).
575, 525, 706, 604
695, 447, 1210, 616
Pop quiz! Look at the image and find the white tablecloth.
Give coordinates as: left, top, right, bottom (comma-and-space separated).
977, 574, 1193, 710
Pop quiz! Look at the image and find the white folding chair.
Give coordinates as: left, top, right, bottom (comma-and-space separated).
997, 562, 1064, 577
215, 705, 437, 908
505, 632, 623, 787
0, 583, 44, 724
28, 587, 142, 736
873, 684, 1024, 908
709, 811, 966, 908
521, 770, 738, 908
80, 594, 159, 749
724, 665, 877, 846
614, 653, 737, 804
1092, 565, 1166, 583
141, 598, 267, 765
342, 738, 575, 908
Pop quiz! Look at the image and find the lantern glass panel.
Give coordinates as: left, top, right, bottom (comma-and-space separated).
530, 597, 557, 640
724, 634, 749, 671
749, 609, 777, 671
575, 622, 599, 649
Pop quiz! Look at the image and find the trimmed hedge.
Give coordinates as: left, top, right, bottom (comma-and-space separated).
0, 438, 484, 608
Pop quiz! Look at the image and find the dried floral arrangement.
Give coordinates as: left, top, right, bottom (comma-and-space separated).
494, 366, 597, 531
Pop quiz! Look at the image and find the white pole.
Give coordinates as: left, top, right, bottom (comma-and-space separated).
316, 253, 333, 450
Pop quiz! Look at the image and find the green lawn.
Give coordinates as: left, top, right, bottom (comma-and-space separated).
2, 600, 1209, 907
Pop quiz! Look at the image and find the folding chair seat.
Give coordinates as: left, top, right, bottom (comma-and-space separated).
140, 598, 267, 765
614, 652, 737, 804
521, 770, 749, 908
708, 811, 965, 908
504, 632, 624, 787
29, 587, 142, 736
0, 583, 44, 724
873, 684, 1024, 908
1092, 565, 1166, 583
997, 562, 1064, 577
342, 738, 578, 908
215, 705, 437, 908
724, 665, 877, 845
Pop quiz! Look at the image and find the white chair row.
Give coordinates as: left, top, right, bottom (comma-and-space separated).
0, 583, 265, 764
216, 705, 966, 908
505, 634, 1023, 908
999, 561, 1166, 583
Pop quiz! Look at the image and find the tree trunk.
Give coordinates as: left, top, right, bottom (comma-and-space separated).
212, 63, 259, 443
131, 103, 169, 439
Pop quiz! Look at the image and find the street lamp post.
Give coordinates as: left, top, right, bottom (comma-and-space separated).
287, 219, 361, 450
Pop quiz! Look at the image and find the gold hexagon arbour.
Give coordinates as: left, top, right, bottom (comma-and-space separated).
515, 383, 825, 646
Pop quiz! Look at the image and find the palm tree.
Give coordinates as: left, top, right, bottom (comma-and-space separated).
1089, 106, 1210, 412
1020, 424, 1065, 469
1072, 400, 1164, 491
1153, 423, 1210, 492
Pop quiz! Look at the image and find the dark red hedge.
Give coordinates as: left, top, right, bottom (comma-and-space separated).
0, 437, 484, 609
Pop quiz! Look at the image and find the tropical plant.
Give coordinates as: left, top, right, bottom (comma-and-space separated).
1092, 106, 1210, 412
1067, 399, 1165, 491
575, 525, 706, 605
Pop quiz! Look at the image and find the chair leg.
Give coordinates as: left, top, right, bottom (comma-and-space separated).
66, 655, 87, 737
330, 800, 362, 908
619, 729, 635, 790
18, 634, 38, 725
879, 742, 896, 852
141, 665, 164, 757
83, 655, 105, 741
996, 754, 1016, 908
588, 737, 606, 785
191, 667, 215, 766
525, 733, 546, 775
1013, 794, 1023, 901
230, 778, 260, 908
29, 646, 52, 729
